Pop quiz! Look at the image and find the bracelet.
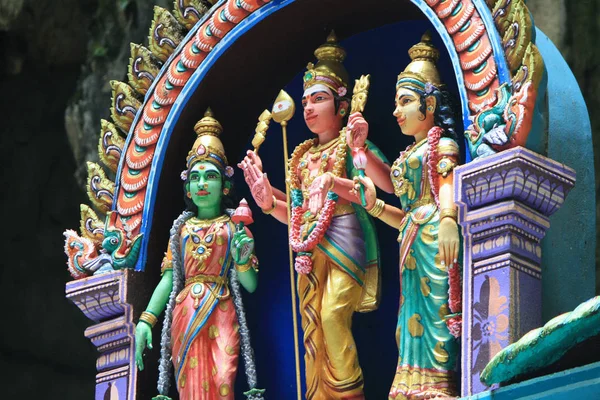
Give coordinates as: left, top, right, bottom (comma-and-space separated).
262, 195, 277, 215
139, 311, 158, 328
440, 207, 458, 221
326, 172, 336, 191
367, 199, 385, 218
235, 260, 253, 273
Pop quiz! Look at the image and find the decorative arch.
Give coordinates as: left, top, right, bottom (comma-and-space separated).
99, 0, 540, 272
69, 0, 544, 277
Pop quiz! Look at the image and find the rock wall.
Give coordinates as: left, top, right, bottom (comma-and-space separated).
528, 0, 600, 292
0, 0, 166, 398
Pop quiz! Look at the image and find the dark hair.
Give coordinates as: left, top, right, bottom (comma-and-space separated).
332, 90, 350, 125
183, 163, 236, 214
409, 86, 459, 139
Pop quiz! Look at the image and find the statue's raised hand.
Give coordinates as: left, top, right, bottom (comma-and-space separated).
251, 172, 274, 211
346, 112, 369, 148
135, 322, 153, 371
238, 151, 273, 210
232, 228, 254, 265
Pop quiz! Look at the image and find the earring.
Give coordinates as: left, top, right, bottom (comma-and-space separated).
340, 109, 346, 116
223, 188, 230, 195
427, 106, 433, 112
187, 192, 192, 198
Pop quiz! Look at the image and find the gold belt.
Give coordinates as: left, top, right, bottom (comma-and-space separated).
185, 274, 228, 286
334, 203, 355, 216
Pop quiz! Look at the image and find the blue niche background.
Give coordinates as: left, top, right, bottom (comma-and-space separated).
233, 19, 463, 399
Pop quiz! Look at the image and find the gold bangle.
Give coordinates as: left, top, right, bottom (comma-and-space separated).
367, 199, 385, 218
262, 195, 277, 215
326, 172, 336, 191
235, 260, 253, 273
139, 311, 158, 328
440, 207, 458, 221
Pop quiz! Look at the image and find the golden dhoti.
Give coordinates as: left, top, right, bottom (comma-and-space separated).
298, 247, 365, 400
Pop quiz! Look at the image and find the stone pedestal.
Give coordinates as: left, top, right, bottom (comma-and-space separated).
66, 270, 156, 400
454, 147, 576, 396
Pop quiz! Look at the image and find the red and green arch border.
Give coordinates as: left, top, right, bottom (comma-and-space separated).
109, 0, 541, 272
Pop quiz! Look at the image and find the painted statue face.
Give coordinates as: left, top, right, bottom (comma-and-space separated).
393, 87, 435, 137
187, 161, 222, 211
301, 84, 344, 135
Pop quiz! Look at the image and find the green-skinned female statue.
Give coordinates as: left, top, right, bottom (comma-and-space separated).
355, 33, 462, 399
134, 109, 263, 400
239, 32, 393, 400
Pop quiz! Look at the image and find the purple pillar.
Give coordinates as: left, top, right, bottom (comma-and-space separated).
454, 147, 576, 396
66, 270, 155, 399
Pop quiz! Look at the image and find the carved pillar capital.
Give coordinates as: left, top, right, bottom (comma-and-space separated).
455, 147, 576, 396
66, 270, 155, 399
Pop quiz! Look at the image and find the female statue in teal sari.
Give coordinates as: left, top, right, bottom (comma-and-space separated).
356, 33, 462, 399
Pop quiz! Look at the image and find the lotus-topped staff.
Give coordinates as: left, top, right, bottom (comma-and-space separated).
346, 74, 371, 207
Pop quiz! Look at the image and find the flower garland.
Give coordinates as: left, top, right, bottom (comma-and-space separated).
446, 261, 462, 338
288, 131, 347, 274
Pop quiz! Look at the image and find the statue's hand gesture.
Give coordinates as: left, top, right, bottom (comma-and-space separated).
308, 173, 334, 215
238, 151, 273, 210
232, 227, 254, 265
251, 172, 274, 211
135, 322, 153, 371
351, 175, 376, 210
346, 112, 369, 148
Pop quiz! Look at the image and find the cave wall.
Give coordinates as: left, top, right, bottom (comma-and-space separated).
0, 0, 167, 398
528, 0, 600, 292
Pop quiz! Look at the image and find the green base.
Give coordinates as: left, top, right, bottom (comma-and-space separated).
466, 361, 600, 399
244, 388, 266, 399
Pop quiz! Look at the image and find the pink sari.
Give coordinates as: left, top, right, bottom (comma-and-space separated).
168, 217, 239, 399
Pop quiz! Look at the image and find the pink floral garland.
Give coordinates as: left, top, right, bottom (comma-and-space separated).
289, 198, 337, 274
426, 126, 443, 207
446, 262, 463, 338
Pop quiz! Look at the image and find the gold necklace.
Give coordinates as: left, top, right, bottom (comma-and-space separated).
189, 214, 230, 229
288, 130, 347, 192
308, 138, 339, 154
187, 215, 229, 269
400, 137, 428, 162
300, 137, 342, 198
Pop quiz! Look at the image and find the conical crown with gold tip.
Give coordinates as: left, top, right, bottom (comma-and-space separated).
186, 108, 229, 171
397, 31, 443, 90
303, 31, 350, 96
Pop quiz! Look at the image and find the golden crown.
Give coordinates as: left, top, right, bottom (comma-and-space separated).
186, 108, 229, 173
397, 32, 443, 89
303, 31, 350, 96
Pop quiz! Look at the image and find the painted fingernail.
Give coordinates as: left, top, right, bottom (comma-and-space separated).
441, 260, 445, 265
453, 258, 457, 263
